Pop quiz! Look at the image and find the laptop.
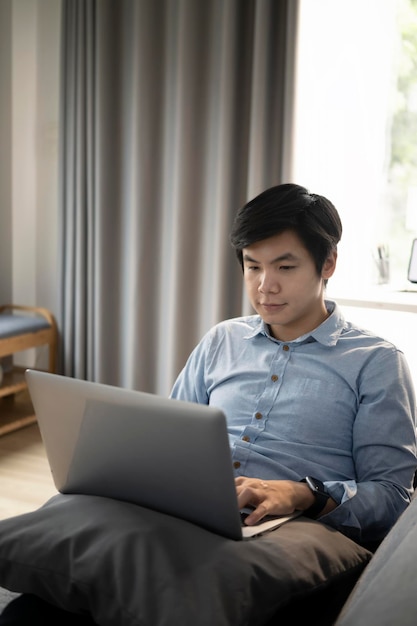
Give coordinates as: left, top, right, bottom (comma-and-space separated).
25, 369, 298, 541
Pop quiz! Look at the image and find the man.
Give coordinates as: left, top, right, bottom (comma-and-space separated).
0, 183, 415, 624
170, 183, 417, 545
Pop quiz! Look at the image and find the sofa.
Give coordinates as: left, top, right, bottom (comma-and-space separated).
0, 492, 416, 625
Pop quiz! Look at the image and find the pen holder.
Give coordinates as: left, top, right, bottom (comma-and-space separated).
375, 256, 390, 284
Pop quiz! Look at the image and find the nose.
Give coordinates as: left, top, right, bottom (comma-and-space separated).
258, 270, 280, 294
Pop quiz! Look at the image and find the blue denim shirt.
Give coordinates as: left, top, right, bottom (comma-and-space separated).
170, 301, 417, 543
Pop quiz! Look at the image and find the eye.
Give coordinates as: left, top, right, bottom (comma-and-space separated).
279, 265, 295, 271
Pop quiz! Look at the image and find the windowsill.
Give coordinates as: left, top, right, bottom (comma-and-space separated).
327, 283, 417, 313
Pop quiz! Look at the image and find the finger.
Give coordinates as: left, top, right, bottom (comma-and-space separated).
236, 486, 257, 510
236, 480, 268, 499
243, 502, 269, 526
236, 482, 268, 510
235, 476, 254, 496
235, 476, 269, 489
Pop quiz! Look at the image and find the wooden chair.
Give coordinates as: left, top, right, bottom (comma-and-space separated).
0, 305, 58, 436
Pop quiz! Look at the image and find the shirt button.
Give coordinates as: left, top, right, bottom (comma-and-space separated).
255, 412, 263, 420
283, 345, 290, 351
233, 461, 241, 469
271, 374, 279, 382
242, 435, 250, 442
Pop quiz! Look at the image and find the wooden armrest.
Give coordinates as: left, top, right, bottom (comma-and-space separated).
0, 305, 58, 372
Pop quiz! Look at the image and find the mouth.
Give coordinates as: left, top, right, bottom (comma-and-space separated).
260, 302, 287, 312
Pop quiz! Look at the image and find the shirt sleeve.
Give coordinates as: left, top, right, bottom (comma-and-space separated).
170, 332, 211, 405
320, 347, 417, 545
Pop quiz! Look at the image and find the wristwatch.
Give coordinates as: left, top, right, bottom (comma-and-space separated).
300, 476, 330, 518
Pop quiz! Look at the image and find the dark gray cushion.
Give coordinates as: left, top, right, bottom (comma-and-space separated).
336, 495, 417, 626
0, 587, 20, 612
0, 494, 372, 626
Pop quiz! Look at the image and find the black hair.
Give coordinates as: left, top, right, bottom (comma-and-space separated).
230, 183, 342, 277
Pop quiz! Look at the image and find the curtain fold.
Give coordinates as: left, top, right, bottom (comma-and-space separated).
59, 0, 299, 396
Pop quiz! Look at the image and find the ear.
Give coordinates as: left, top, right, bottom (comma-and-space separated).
322, 249, 337, 280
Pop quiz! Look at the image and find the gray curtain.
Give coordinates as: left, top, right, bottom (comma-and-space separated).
59, 0, 298, 396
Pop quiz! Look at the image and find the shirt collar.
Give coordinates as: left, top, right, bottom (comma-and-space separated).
244, 300, 345, 347
309, 300, 345, 346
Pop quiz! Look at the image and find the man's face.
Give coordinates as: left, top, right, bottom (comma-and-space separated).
242, 229, 336, 341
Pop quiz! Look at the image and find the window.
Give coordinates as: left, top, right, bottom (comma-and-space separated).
292, 0, 417, 291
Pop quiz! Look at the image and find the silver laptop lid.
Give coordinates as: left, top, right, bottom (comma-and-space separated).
25, 369, 243, 540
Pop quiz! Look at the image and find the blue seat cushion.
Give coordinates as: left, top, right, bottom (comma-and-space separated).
0, 314, 51, 339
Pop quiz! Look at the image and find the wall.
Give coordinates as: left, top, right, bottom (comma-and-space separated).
0, 0, 60, 317
0, 0, 61, 368
12, 0, 38, 308
0, 0, 12, 303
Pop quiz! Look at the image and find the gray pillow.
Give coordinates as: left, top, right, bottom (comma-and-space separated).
0, 587, 19, 612
0, 494, 372, 626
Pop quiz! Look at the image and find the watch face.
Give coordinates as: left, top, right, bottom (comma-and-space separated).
306, 476, 326, 495
301, 476, 329, 518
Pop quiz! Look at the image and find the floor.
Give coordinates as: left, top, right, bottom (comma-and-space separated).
0, 423, 57, 520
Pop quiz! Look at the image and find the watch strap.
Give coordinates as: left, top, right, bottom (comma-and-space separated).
300, 477, 329, 518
